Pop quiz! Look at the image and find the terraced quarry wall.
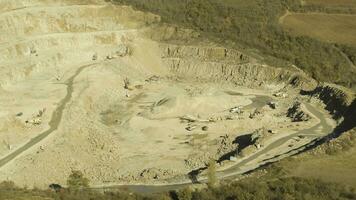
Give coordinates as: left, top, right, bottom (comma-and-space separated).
159, 44, 316, 90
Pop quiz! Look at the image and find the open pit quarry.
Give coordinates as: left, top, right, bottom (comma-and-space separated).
0, 0, 354, 191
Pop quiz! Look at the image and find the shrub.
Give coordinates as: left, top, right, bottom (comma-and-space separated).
67, 170, 89, 190
207, 160, 217, 188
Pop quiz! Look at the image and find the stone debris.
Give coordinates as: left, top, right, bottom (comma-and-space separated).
180, 115, 198, 123
185, 153, 213, 169
26, 117, 42, 125
216, 134, 239, 158
237, 128, 273, 154
184, 135, 239, 169
255, 143, 262, 149
25, 109, 46, 125
106, 45, 130, 60
224, 115, 235, 120
36, 108, 46, 118
229, 156, 238, 161
145, 75, 160, 82
267, 129, 277, 134
273, 92, 288, 98
249, 108, 263, 119
287, 101, 311, 122
30, 46, 38, 56
268, 101, 278, 109
186, 125, 197, 131
92, 53, 98, 61
118, 168, 175, 182
123, 77, 130, 89
139, 168, 173, 180
115, 44, 130, 57
229, 106, 243, 114
202, 126, 209, 131
49, 183, 62, 192
106, 54, 114, 60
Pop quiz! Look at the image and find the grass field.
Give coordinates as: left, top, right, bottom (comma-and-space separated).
305, 0, 356, 7
271, 128, 356, 189
284, 146, 356, 188
281, 13, 356, 46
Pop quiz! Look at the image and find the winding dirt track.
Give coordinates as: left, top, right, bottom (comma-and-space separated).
91, 102, 334, 194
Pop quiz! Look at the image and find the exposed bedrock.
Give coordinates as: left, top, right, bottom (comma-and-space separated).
301, 84, 356, 133
159, 44, 317, 90
287, 101, 312, 122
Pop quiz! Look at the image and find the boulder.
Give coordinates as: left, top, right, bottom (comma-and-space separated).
249, 108, 263, 119
229, 106, 243, 114
115, 44, 129, 57
186, 125, 197, 131
273, 92, 288, 98
49, 184, 62, 192
92, 53, 98, 61
268, 101, 278, 109
139, 168, 173, 180
202, 126, 209, 131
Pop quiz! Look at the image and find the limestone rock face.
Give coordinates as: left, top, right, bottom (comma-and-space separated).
162, 44, 249, 64
251, 128, 270, 146
287, 102, 311, 122
216, 134, 239, 158
160, 44, 316, 89
304, 84, 355, 117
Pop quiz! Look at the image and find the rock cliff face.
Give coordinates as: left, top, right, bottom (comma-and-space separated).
161, 44, 249, 64
159, 44, 316, 90
303, 84, 354, 118
302, 84, 355, 135
287, 102, 311, 122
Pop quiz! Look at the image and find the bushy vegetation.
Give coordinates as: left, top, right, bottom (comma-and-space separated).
177, 177, 356, 200
67, 170, 89, 190
338, 44, 356, 65
109, 0, 356, 89
1, 177, 355, 200
207, 159, 217, 188
324, 129, 356, 155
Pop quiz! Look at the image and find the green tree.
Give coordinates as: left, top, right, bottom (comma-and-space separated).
67, 170, 89, 190
207, 159, 217, 188
177, 187, 193, 200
